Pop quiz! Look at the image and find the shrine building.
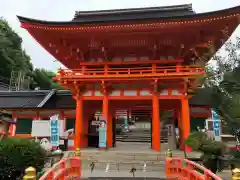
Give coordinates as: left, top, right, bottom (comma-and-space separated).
16, 4, 240, 151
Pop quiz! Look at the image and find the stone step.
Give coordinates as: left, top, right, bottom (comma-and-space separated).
81, 170, 166, 178
66, 152, 172, 163
79, 154, 166, 162
66, 150, 201, 161
116, 139, 168, 143
81, 158, 166, 164
81, 160, 165, 171
118, 139, 151, 143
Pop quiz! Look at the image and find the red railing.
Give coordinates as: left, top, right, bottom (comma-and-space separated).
36, 155, 223, 180
39, 157, 81, 180
166, 157, 222, 180
56, 65, 204, 79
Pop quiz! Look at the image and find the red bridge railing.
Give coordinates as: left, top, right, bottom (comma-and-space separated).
166, 157, 222, 180
23, 150, 225, 180
39, 156, 81, 180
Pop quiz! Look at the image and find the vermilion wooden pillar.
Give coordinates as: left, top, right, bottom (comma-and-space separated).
152, 95, 160, 151
9, 111, 17, 136
181, 97, 191, 152
177, 110, 184, 150
102, 95, 112, 148
81, 110, 90, 148
107, 113, 113, 148
74, 96, 83, 150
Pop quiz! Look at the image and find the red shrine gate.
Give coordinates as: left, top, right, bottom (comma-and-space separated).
18, 4, 240, 151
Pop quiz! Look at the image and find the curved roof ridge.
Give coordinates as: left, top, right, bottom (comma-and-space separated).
73, 4, 193, 18
17, 5, 240, 25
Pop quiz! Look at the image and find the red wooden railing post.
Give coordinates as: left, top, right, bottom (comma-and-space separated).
165, 157, 223, 180
38, 157, 81, 180
165, 149, 173, 177
46, 170, 54, 180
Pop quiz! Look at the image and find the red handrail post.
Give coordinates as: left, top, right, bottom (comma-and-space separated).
165, 149, 173, 177
46, 170, 54, 180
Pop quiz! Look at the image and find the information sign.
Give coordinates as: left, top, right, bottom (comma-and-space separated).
50, 115, 60, 147
99, 120, 106, 148
211, 109, 221, 141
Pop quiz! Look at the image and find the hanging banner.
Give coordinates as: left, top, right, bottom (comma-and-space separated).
211, 109, 221, 141
99, 120, 107, 148
50, 114, 60, 147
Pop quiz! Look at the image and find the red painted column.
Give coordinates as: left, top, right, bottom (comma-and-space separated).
82, 109, 90, 148
74, 96, 83, 150
102, 95, 112, 148
107, 113, 113, 148
35, 112, 40, 120
9, 111, 17, 136
152, 94, 160, 151
181, 97, 191, 152
177, 109, 184, 150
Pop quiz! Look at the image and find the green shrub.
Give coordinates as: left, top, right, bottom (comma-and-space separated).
185, 132, 226, 173
0, 138, 47, 180
184, 131, 208, 151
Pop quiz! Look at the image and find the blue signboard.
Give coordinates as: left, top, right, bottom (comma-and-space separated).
99, 120, 107, 148
50, 115, 59, 147
211, 109, 221, 141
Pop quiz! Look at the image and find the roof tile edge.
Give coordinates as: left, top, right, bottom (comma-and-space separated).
73, 4, 194, 19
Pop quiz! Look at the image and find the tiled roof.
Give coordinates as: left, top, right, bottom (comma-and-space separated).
0, 90, 55, 109
73, 4, 195, 22
42, 90, 75, 109
17, 5, 240, 25
0, 88, 211, 109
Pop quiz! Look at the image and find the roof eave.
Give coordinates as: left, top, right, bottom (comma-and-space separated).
17, 5, 240, 27
73, 4, 193, 17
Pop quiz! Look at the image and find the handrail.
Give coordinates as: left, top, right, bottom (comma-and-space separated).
57, 65, 204, 78
39, 156, 81, 180
30, 150, 224, 180
166, 157, 223, 180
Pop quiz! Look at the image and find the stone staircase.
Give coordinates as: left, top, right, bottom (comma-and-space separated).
116, 129, 169, 144
65, 147, 201, 178
66, 148, 167, 177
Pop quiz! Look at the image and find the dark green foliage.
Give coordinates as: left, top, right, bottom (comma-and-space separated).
185, 132, 226, 173
0, 18, 61, 90
203, 38, 240, 143
0, 138, 47, 180
31, 68, 62, 90
184, 131, 208, 151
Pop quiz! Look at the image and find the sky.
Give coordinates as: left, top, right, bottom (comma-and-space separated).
1, 0, 240, 71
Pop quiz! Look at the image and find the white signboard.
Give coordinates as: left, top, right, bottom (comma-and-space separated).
31, 120, 64, 137
31, 120, 50, 137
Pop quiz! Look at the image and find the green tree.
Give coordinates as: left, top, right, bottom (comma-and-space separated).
0, 18, 61, 90
0, 19, 33, 78
31, 68, 62, 90
0, 138, 47, 180
204, 37, 240, 144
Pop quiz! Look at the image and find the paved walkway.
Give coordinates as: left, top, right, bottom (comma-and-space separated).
81, 169, 166, 178
62, 142, 232, 179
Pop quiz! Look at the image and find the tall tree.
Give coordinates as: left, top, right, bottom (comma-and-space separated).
204, 37, 240, 143
31, 68, 62, 90
0, 18, 60, 90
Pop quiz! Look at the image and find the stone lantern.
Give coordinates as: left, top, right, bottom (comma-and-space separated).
0, 112, 15, 141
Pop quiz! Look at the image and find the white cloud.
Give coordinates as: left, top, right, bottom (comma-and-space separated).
1, 0, 240, 71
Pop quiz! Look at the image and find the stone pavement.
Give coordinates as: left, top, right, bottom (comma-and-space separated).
81, 169, 166, 178
63, 142, 214, 179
